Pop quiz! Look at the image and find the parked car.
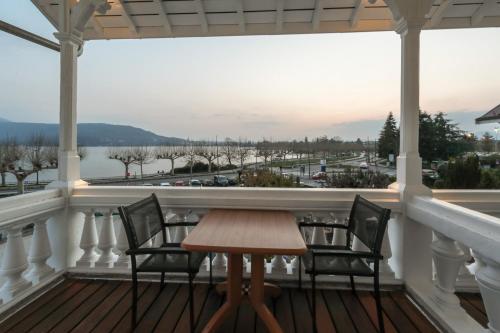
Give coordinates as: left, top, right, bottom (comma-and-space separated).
142, 183, 154, 186
311, 172, 327, 180
190, 179, 202, 186
228, 177, 238, 186
214, 175, 229, 186
159, 182, 172, 187
175, 180, 185, 186
203, 179, 214, 187
359, 162, 369, 170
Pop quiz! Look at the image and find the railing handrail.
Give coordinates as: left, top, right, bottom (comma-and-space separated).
408, 195, 500, 263
70, 186, 402, 212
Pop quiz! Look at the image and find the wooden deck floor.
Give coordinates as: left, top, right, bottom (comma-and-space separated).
457, 292, 488, 328
0, 278, 448, 332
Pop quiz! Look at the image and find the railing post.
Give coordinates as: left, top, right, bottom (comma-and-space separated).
115, 218, 130, 268
25, 219, 55, 283
431, 231, 465, 309
95, 209, 117, 268
76, 210, 99, 267
474, 254, 500, 333
0, 227, 31, 301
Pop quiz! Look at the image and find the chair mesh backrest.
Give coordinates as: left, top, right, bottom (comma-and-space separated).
118, 194, 165, 249
347, 195, 391, 254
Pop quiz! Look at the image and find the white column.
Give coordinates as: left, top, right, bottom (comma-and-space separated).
25, 219, 55, 283
474, 254, 500, 333
0, 227, 31, 301
76, 210, 99, 267
95, 210, 117, 268
431, 232, 465, 310
115, 219, 130, 268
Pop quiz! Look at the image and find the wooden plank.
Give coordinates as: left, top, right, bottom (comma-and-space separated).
379, 292, 419, 333
290, 289, 313, 333
8, 280, 90, 332
50, 280, 121, 333
274, 289, 295, 333
153, 284, 191, 332
357, 291, 398, 333
390, 292, 440, 333
182, 209, 306, 255
458, 294, 488, 328
28, 280, 105, 332
112, 282, 162, 332
322, 290, 356, 333
255, 296, 275, 332
0, 279, 75, 332
92, 282, 149, 332
174, 284, 211, 332
195, 287, 223, 333
338, 290, 376, 333
305, 290, 337, 333
136, 283, 179, 332
71, 281, 132, 333
458, 293, 487, 315
234, 300, 256, 333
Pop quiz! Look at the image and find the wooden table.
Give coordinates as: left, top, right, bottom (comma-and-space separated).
182, 209, 306, 333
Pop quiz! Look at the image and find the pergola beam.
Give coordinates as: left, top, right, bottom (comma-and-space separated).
471, 0, 499, 25
0, 19, 60, 52
312, 0, 323, 31
153, 0, 172, 35
236, 0, 246, 33
194, 0, 209, 34
276, 0, 284, 32
90, 16, 103, 36
430, 0, 453, 27
350, 0, 364, 28
117, 0, 138, 35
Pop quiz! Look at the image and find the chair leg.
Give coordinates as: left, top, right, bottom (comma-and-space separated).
160, 271, 165, 289
132, 273, 138, 329
298, 256, 302, 290
349, 275, 356, 294
311, 274, 317, 333
374, 275, 385, 333
189, 273, 195, 333
209, 252, 213, 287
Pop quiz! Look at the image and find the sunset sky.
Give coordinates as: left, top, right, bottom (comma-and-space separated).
1, 1, 499, 140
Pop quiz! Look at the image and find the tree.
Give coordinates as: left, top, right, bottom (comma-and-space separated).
256, 140, 275, 167
221, 138, 238, 166
437, 155, 481, 189
235, 140, 253, 169
183, 142, 199, 177
377, 112, 399, 160
131, 146, 154, 179
155, 144, 185, 175
481, 132, 495, 153
195, 142, 219, 173
107, 147, 138, 179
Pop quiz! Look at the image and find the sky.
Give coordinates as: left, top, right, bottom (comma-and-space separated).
1, 1, 500, 141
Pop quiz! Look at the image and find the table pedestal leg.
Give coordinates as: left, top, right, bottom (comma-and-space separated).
202, 254, 243, 333
249, 254, 283, 333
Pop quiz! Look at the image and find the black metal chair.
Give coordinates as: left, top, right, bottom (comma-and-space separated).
118, 193, 212, 332
298, 195, 391, 333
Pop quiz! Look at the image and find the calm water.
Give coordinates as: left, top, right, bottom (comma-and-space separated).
3, 146, 263, 184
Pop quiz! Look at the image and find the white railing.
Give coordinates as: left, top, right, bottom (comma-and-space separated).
408, 193, 500, 333
0, 189, 65, 311
68, 186, 402, 286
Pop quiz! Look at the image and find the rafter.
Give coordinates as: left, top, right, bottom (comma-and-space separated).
117, 0, 138, 35
194, 0, 209, 34
153, 0, 172, 35
276, 0, 284, 33
90, 16, 103, 35
471, 0, 499, 25
312, 0, 323, 31
350, 0, 364, 28
430, 0, 453, 27
236, 0, 245, 33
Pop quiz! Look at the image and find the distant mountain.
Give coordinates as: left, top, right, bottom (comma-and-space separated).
0, 122, 185, 146
0, 117, 10, 123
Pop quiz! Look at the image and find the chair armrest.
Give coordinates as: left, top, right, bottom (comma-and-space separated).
307, 244, 349, 250
126, 247, 189, 256
163, 222, 199, 228
311, 249, 383, 260
298, 222, 348, 229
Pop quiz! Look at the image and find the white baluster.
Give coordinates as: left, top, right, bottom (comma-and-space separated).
114, 219, 130, 268
0, 227, 31, 301
311, 216, 327, 245
212, 253, 227, 273
76, 210, 99, 267
352, 236, 369, 252
170, 209, 189, 243
474, 253, 500, 333
456, 243, 475, 283
377, 225, 395, 278
25, 219, 54, 283
271, 255, 288, 275
431, 232, 465, 310
332, 212, 348, 246
95, 210, 118, 268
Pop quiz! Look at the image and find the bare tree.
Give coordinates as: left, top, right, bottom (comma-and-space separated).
221, 138, 238, 166
107, 147, 138, 179
256, 140, 275, 167
184, 142, 199, 178
131, 146, 154, 179
156, 144, 185, 175
235, 139, 253, 169
195, 142, 219, 173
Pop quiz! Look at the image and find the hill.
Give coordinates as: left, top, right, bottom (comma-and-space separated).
0, 121, 185, 146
